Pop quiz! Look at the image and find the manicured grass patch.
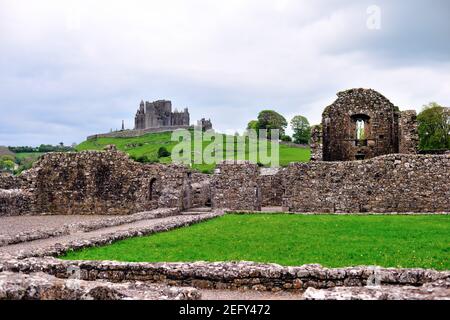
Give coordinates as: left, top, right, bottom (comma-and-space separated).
62, 214, 450, 270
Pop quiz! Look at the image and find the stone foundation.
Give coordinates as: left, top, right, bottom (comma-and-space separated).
0, 271, 200, 300
2, 258, 448, 293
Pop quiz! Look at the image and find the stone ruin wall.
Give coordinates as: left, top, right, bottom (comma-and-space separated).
0, 173, 21, 190
211, 161, 261, 211
190, 172, 211, 208
310, 125, 323, 161
0, 147, 191, 216
399, 110, 419, 154
322, 89, 401, 162
87, 125, 192, 140
282, 154, 450, 213
258, 167, 284, 207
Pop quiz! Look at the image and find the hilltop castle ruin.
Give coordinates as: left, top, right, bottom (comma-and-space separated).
87, 99, 212, 140
135, 100, 190, 130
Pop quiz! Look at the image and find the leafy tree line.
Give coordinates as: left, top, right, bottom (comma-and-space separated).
247, 110, 312, 144
9, 143, 76, 153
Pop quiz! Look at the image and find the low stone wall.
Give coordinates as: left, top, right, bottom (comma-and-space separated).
0, 271, 200, 300
3, 258, 448, 293
0, 189, 32, 217
0, 208, 179, 247
87, 125, 192, 140
283, 154, 450, 213
211, 161, 261, 211
3, 211, 223, 259
16, 147, 190, 215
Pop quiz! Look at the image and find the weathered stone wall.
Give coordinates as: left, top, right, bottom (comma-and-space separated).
87, 125, 192, 140
0, 173, 20, 190
399, 110, 419, 154
283, 154, 450, 213
3, 258, 448, 293
211, 161, 261, 211
259, 168, 284, 207
0, 189, 32, 217
310, 125, 323, 161
322, 88, 401, 161
191, 173, 211, 207
13, 147, 191, 215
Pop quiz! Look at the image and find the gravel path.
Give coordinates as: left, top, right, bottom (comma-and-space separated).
0, 214, 206, 256
0, 215, 119, 238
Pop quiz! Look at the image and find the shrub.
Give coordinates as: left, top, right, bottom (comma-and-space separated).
157, 146, 171, 158
281, 135, 292, 142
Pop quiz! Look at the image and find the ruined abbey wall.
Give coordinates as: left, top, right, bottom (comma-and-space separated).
322, 89, 401, 161
0, 173, 20, 190
0, 147, 191, 216
211, 161, 261, 211
282, 154, 449, 213
258, 168, 284, 207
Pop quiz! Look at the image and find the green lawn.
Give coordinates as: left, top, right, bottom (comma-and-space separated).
76, 131, 310, 172
62, 214, 450, 270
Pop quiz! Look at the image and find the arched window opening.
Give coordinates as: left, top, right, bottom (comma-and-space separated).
356, 119, 365, 140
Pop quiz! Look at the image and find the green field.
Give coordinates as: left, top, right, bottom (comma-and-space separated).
62, 214, 450, 270
14, 152, 45, 161
76, 131, 310, 172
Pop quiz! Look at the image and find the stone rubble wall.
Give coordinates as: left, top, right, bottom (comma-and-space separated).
258, 168, 284, 207
87, 125, 192, 140
322, 89, 401, 161
310, 125, 323, 161
2, 258, 449, 293
0, 189, 32, 217
303, 280, 450, 300
0, 271, 200, 300
211, 161, 261, 211
191, 172, 211, 207
0, 173, 21, 190
399, 110, 419, 154
282, 154, 450, 213
7, 147, 190, 215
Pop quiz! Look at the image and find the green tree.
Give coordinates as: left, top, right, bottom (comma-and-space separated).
417, 103, 450, 150
257, 110, 287, 138
246, 120, 260, 131
290, 115, 311, 144
0, 156, 15, 172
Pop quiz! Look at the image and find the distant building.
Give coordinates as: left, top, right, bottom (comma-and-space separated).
87, 99, 212, 140
135, 100, 190, 130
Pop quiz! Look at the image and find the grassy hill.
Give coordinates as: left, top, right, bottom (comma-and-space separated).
76, 131, 310, 173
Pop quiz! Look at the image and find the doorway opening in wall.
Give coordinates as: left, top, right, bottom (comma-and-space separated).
355, 154, 365, 160
149, 178, 157, 201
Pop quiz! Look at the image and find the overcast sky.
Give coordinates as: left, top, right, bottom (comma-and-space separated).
1, 0, 449, 146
